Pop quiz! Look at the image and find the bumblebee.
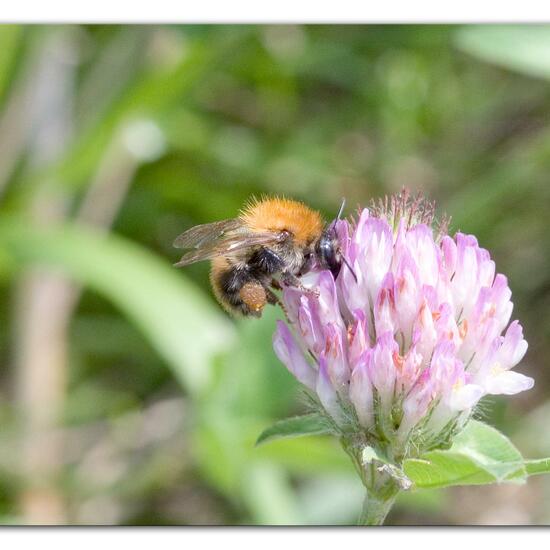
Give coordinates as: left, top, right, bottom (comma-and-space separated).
173, 196, 354, 318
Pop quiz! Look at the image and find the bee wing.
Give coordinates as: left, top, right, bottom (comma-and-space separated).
173, 219, 243, 249
174, 226, 286, 267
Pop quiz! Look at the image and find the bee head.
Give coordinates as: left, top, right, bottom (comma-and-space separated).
316, 224, 341, 279
315, 198, 357, 282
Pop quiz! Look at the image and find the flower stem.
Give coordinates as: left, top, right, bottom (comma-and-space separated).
340, 435, 402, 525
358, 485, 399, 526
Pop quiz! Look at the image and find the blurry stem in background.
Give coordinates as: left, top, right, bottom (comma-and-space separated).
14, 29, 76, 525
13, 29, 144, 524
75, 27, 148, 129
0, 37, 43, 198
61, 117, 164, 317
49, 131, 142, 319
76, 127, 143, 233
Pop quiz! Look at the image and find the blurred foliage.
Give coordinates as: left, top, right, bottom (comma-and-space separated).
0, 24, 549, 525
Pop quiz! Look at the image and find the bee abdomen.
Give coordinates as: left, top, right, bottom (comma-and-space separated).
210, 258, 266, 317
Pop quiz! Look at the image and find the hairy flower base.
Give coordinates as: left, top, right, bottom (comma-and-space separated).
273, 196, 533, 462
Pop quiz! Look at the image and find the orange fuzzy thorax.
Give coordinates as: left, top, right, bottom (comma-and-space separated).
239, 197, 324, 245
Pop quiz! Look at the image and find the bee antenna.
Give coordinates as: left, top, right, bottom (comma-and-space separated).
336, 197, 346, 221
341, 253, 358, 283
329, 197, 347, 233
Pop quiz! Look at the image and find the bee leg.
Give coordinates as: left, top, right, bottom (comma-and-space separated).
265, 286, 292, 324
239, 281, 267, 318
265, 287, 281, 305
270, 277, 282, 291
280, 271, 320, 297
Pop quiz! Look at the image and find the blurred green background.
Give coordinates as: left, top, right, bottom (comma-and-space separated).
0, 24, 549, 525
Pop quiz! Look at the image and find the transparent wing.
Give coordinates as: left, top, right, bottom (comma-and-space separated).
173, 219, 243, 249
173, 221, 286, 267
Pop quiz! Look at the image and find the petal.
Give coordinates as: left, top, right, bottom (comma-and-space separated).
484, 370, 534, 396
317, 271, 345, 328
451, 235, 478, 315
447, 384, 484, 410
273, 321, 317, 390
450, 233, 498, 320
398, 369, 434, 439
399, 345, 423, 393
412, 296, 437, 364
368, 332, 398, 412
348, 309, 371, 368
282, 286, 303, 323
297, 296, 324, 355
316, 358, 342, 422
349, 358, 374, 429
351, 213, 394, 310
440, 235, 457, 277
373, 272, 396, 336
498, 320, 528, 370
404, 224, 440, 288
477, 247, 495, 288
434, 302, 461, 348
322, 323, 350, 390
334, 219, 351, 260
392, 250, 421, 341
490, 274, 513, 332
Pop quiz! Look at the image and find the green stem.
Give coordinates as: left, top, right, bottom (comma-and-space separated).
340, 434, 402, 525
358, 486, 399, 526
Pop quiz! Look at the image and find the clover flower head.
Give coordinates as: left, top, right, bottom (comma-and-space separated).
273, 190, 533, 457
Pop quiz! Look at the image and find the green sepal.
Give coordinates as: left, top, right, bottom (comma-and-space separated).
362, 446, 412, 490
256, 413, 334, 446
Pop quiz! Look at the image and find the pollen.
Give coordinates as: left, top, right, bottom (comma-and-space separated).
239, 196, 324, 246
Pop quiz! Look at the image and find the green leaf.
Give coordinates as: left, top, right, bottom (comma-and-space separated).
525, 458, 550, 476
456, 25, 550, 81
256, 413, 333, 446
0, 219, 235, 395
404, 453, 497, 488
403, 420, 526, 489
451, 420, 526, 480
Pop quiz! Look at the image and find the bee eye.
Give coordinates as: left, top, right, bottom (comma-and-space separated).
316, 233, 341, 279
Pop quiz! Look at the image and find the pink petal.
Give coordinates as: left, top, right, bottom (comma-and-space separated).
349, 358, 374, 428
447, 384, 484, 411
322, 323, 350, 391
273, 321, 317, 390
498, 320, 528, 370
316, 358, 342, 422
484, 370, 534, 395
368, 332, 398, 413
